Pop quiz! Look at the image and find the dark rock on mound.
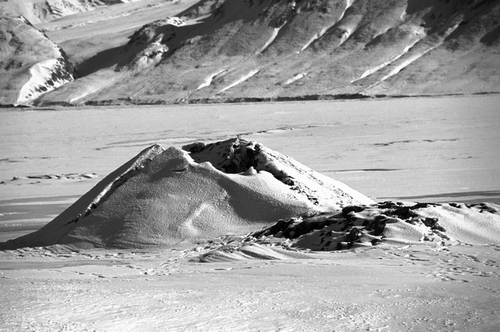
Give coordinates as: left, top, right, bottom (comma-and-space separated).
244, 201, 500, 251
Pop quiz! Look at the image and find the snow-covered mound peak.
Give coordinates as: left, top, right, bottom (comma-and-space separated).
184, 137, 374, 208
1, 138, 372, 249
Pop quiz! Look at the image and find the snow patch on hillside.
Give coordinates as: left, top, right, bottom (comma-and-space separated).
2, 138, 374, 249
128, 35, 169, 70
358, 23, 461, 85
283, 72, 308, 86
257, 27, 282, 54
300, 0, 354, 52
218, 69, 260, 94
17, 58, 74, 105
196, 69, 227, 90
300, 27, 328, 52
352, 26, 425, 83
18, 0, 140, 24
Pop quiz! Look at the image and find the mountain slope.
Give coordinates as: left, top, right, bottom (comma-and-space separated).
0, 14, 75, 105
8, 0, 130, 24
2, 0, 500, 105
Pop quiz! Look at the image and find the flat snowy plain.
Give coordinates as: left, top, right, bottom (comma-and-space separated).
1, 95, 500, 331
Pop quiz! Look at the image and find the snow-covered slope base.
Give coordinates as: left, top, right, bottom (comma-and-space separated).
2, 138, 373, 249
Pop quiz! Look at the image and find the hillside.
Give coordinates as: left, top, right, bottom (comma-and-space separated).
0, 14, 75, 105
1, 0, 499, 105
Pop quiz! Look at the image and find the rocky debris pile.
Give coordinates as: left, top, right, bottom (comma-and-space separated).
245, 202, 450, 251
195, 201, 500, 259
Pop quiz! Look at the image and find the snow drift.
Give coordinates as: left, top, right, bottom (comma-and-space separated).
1, 138, 373, 249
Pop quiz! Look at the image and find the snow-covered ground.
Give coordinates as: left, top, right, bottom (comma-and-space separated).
1, 95, 500, 331
1, 243, 499, 331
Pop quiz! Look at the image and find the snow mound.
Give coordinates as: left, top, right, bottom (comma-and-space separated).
184, 138, 374, 208
1, 138, 372, 249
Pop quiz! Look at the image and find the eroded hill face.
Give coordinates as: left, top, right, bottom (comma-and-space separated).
1, 0, 500, 105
